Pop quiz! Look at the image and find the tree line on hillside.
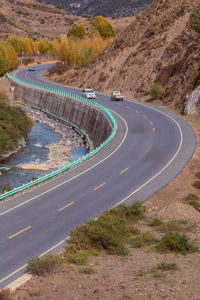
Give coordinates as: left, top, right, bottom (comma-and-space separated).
0, 16, 115, 75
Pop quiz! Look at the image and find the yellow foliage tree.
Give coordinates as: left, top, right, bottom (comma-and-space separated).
6, 36, 22, 54
92, 16, 115, 39
38, 39, 51, 54
0, 41, 18, 75
67, 22, 87, 40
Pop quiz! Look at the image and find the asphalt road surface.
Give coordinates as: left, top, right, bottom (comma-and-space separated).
0, 64, 196, 288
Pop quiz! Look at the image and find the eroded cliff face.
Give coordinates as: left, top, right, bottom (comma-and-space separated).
49, 0, 200, 112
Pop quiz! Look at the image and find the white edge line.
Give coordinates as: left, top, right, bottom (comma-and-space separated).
114, 100, 184, 206
2, 70, 186, 287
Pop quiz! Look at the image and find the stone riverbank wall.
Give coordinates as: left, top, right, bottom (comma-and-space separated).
12, 83, 113, 149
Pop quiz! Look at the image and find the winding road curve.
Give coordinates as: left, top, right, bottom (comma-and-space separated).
0, 64, 196, 288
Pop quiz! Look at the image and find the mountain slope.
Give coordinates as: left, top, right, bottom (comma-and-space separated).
49, 0, 200, 110
0, 0, 90, 39
36, 0, 154, 17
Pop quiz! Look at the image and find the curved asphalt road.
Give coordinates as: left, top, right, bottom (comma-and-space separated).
0, 64, 196, 288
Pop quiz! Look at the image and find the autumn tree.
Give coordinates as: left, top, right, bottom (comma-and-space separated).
38, 38, 51, 54
6, 36, 22, 54
92, 16, 115, 39
20, 38, 34, 54
67, 22, 87, 40
51, 38, 61, 56
0, 41, 18, 75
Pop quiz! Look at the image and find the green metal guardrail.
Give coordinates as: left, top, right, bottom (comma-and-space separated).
0, 73, 117, 201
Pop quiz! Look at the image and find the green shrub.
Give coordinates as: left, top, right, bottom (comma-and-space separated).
193, 180, 200, 189
156, 232, 198, 255
28, 289, 43, 297
130, 232, 158, 248
155, 219, 196, 233
78, 266, 96, 274
183, 194, 200, 212
180, 2, 186, 12
64, 203, 145, 264
153, 271, 166, 278
149, 218, 164, 227
156, 262, 178, 271
26, 254, 60, 275
190, 2, 200, 33
64, 244, 95, 265
195, 172, 200, 179
193, 69, 199, 81
109, 202, 145, 223
150, 84, 163, 100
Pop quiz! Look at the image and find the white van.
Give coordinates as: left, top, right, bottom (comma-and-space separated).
82, 89, 96, 99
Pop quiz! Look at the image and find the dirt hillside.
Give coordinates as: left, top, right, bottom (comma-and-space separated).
0, 0, 90, 39
0, 0, 135, 40
49, 0, 200, 111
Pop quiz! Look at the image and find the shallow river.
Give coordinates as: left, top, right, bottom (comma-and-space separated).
0, 121, 87, 192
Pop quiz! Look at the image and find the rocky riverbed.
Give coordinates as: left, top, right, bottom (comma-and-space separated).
17, 106, 86, 171
0, 103, 87, 191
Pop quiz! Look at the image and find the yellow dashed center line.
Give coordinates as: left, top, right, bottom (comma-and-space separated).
93, 182, 106, 191
8, 226, 32, 239
153, 128, 156, 132
120, 168, 129, 175
149, 121, 153, 125
58, 201, 75, 212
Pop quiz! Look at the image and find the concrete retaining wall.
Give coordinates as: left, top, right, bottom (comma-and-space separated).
13, 83, 113, 148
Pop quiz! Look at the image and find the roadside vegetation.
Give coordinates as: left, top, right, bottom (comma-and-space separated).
25, 202, 199, 277
0, 94, 33, 156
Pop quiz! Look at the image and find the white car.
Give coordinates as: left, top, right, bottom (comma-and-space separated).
82, 89, 96, 99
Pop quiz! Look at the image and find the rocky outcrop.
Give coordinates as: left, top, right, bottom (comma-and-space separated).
184, 86, 200, 115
